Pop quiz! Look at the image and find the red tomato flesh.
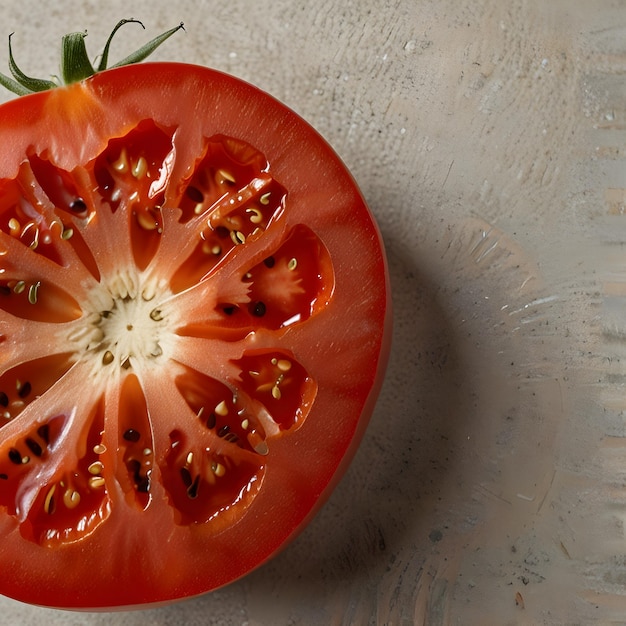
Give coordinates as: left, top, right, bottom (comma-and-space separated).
0, 63, 390, 608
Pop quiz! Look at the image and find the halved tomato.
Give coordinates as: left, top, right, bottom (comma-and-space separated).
0, 33, 390, 608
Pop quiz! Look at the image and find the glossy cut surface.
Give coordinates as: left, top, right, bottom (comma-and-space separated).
0, 63, 390, 608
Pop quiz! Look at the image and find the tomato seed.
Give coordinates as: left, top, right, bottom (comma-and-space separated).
8, 448, 22, 464
218, 425, 230, 437
43, 485, 56, 514
136, 210, 160, 231
63, 489, 81, 509
131, 156, 148, 179
230, 230, 246, 245
214, 400, 228, 416
141, 282, 157, 301
250, 301, 266, 317
206, 412, 216, 429
37, 424, 50, 444
25, 438, 43, 457
0, 392, 8, 407
276, 359, 292, 372
260, 192, 271, 205
149, 309, 163, 322
16, 380, 31, 398
211, 462, 226, 477
7, 218, 20, 236
123, 429, 141, 442
0, 285, 11, 296
246, 207, 263, 224
179, 466, 193, 488
69, 198, 87, 212
112, 148, 129, 173
25, 225, 39, 249
88, 476, 105, 489
263, 256, 275, 268
88, 461, 104, 475
185, 186, 204, 203
216, 169, 236, 184
27, 282, 40, 305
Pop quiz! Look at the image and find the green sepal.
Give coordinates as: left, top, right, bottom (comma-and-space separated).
1, 20, 184, 96
96, 18, 145, 72
110, 22, 185, 69
6, 33, 57, 93
0, 70, 33, 96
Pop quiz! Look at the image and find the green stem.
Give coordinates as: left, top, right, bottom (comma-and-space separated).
61, 31, 95, 85
0, 20, 184, 96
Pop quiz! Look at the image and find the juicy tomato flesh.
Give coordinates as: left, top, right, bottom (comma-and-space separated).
0, 63, 390, 608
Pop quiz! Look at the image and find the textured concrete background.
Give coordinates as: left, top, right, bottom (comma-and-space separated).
0, 1, 625, 623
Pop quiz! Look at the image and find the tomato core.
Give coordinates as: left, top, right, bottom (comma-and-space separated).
64, 272, 175, 374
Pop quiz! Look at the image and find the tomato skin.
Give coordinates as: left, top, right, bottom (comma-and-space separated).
0, 62, 391, 608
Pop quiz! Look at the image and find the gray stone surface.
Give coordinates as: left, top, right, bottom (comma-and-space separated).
0, 1, 624, 623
